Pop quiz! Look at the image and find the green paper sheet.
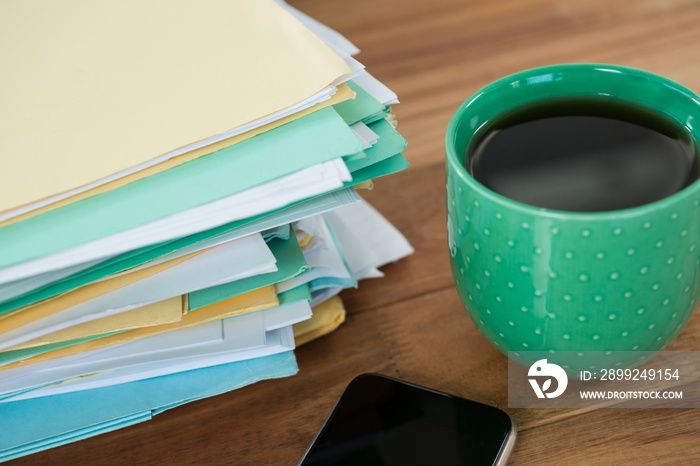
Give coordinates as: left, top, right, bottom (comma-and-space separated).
347, 153, 410, 185
345, 118, 407, 173
261, 225, 291, 241
277, 284, 311, 306
335, 81, 386, 125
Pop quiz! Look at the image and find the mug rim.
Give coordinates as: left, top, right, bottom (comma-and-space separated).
446, 63, 700, 220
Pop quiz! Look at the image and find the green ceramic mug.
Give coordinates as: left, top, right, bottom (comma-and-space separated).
446, 64, 700, 360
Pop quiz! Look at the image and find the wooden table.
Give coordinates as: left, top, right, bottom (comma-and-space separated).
12, 0, 700, 464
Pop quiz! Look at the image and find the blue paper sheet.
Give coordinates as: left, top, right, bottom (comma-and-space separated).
0, 351, 298, 462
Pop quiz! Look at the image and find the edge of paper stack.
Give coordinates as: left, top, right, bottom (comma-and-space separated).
0, 0, 413, 461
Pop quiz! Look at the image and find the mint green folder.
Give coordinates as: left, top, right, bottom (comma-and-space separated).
0, 107, 362, 270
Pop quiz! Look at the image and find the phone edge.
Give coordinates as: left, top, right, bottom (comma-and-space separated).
495, 423, 517, 466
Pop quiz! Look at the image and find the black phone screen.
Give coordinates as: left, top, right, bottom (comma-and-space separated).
299, 374, 514, 466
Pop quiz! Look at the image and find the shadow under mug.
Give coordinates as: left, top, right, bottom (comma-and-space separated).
446, 64, 700, 363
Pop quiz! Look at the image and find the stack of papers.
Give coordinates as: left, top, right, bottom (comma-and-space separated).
0, 0, 412, 460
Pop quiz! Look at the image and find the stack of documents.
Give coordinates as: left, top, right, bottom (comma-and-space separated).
0, 0, 412, 460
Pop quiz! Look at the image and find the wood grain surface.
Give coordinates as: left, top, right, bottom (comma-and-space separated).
10, 0, 700, 464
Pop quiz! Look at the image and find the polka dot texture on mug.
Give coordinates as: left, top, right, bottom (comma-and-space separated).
447, 169, 700, 355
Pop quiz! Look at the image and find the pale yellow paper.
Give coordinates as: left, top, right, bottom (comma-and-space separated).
354, 180, 374, 190
0, 0, 351, 212
0, 248, 208, 333
1, 286, 279, 369
0, 85, 354, 227
9, 296, 184, 351
297, 232, 314, 249
294, 296, 346, 346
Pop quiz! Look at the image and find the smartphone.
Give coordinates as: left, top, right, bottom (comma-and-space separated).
298, 373, 516, 466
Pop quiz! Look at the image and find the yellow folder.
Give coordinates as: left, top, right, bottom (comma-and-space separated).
0, 0, 351, 213
8, 297, 186, 351
1, 286, 279, 369
294, 296, 346, 346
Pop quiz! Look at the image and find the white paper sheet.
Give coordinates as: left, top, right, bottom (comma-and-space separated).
350, 122, 380, 150
304, 200, 414, 306
353, 72, 400, 106
325, 200, 414, 280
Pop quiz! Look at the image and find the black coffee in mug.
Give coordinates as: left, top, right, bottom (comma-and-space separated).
467, 97, 699, 212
